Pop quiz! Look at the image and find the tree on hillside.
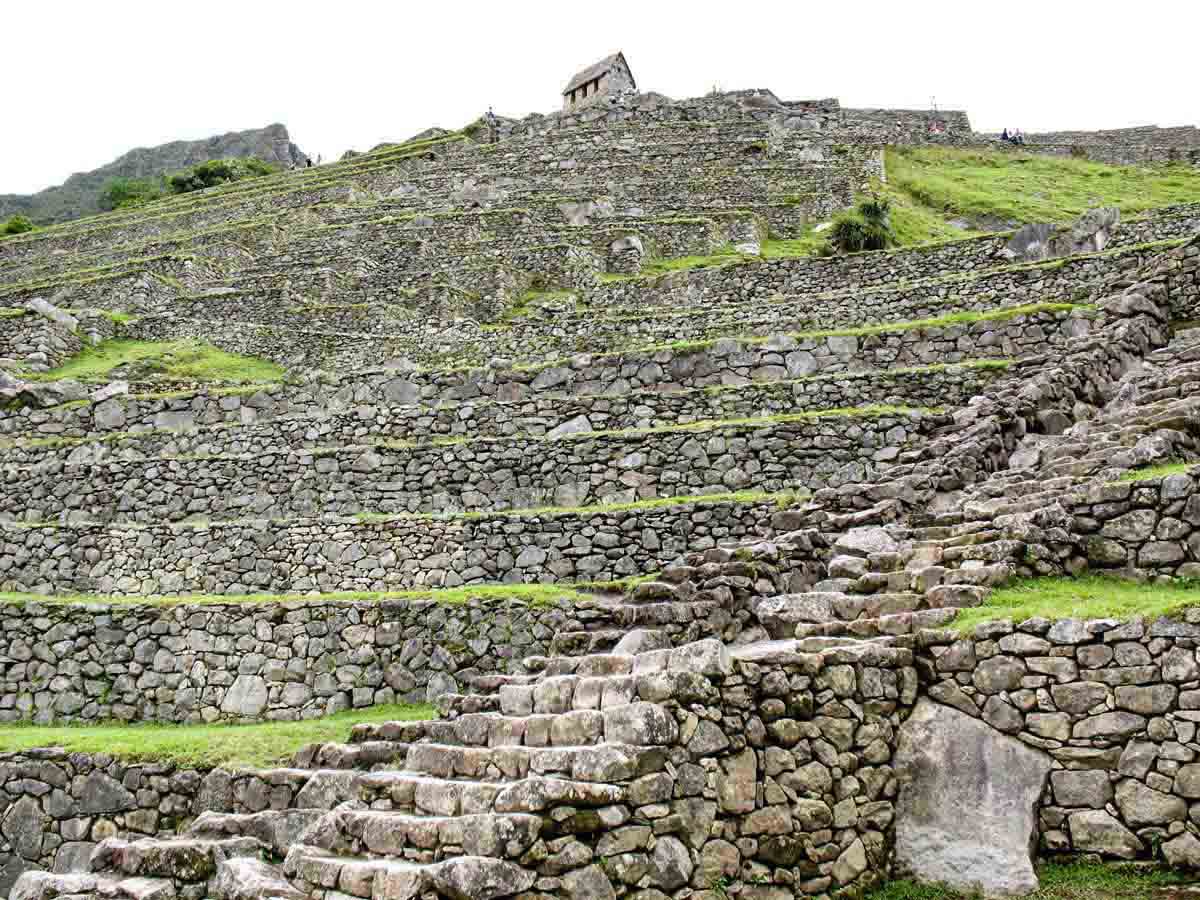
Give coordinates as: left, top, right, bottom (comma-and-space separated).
166, 157, 278, 195
99, 177, 166, 211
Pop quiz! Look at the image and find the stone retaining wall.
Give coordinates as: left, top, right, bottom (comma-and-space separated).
0, 637, 919, 898
0, 595, 578, 726
0, 361, 1007, 445
922, 610, 1200, 865
1068, 468, 1200, 577
0, 495, 783, 595
0, 409, 939, 523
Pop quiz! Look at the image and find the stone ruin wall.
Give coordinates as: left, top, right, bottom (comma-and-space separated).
12, 620, 1200, 890
922, 614, 1200, 866
0, 495, 786, 598
0, 596, 580, 725
0, 639, 920, 899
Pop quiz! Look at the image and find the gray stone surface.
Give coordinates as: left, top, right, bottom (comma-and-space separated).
894, 699, 1052, 896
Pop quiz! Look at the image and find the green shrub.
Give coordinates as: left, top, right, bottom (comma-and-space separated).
98, 177, 166, 211
0, 215, 35, 236
825, 195, 895, 254
166, 157, 277, 194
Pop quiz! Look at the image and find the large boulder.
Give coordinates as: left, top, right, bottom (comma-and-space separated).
894, 699, 1052, 896
1000, 207, 1120, 263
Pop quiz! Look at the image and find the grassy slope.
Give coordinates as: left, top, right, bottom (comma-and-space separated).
885, 145, 1200, 232
0, 703, 434, 769
953, 575, 1200, 633
30, 339, 284, 384
868, 861, 1192, 899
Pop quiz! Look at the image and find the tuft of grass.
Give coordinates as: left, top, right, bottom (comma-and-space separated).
1113, 461, 1197, 483
953, 575, 1200, 633
0, 703, 435, 769
28, 339, 284, 384
886, 145, 1200, 231
867, 861, 1192, 899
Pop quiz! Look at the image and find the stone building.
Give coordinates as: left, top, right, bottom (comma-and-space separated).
562, 51, 637, 110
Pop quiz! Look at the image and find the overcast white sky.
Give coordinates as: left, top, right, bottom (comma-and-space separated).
3, 1, 1197, 195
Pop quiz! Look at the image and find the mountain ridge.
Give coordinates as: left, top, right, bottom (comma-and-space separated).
0, 123, 306, 225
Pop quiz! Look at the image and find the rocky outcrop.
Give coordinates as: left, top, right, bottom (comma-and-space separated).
1001, 206, 1121, 263
0, 124, 306, 224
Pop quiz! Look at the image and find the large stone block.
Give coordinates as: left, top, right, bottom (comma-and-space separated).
894, 698, 1052, 896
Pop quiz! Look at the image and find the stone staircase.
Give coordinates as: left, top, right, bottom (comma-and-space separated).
12, 639, 729, 900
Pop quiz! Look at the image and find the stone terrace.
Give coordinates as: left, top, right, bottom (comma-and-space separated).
6, 84, 1200, 900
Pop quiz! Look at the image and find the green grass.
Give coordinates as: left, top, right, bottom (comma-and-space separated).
887, 145, 1200, 230
1113, 461, 1196, 483
0, 581, 602, 609
953, 575, 1200, 633
27, 339, 284, 384
867, 861, 1193, 899
0, 307, 27, 319
0, 703, 435, 769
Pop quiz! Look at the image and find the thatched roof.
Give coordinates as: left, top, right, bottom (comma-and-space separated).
563, 52, 634, 95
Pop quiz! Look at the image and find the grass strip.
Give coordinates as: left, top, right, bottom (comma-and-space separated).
0, 581, 614, 609
866, 860, 1192, 899
0, 703, 435, 769
953, 575, 1200, 634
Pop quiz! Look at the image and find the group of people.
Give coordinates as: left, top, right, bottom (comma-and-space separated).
1000, 128, 1027, 145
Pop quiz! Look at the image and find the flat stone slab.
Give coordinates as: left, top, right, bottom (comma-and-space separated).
894, 698, 1052, 896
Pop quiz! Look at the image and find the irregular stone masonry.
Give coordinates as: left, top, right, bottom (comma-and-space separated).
1067, 468, 1200, 576
0, 309, 115, 372
2, 636, 921, 900
105, 300, 1092, 373
805, 236, 1200, 521
0, 493, 789, 596
0, 408, 940, 523
9, 84, 1200, 900
0, 360, 1007, 445
0, 595, 585, 723
920, 611, 1200, 863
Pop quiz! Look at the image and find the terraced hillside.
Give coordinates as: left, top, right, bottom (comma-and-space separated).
5, 87, 1200, 900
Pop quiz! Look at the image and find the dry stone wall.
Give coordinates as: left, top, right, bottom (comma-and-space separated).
0, 410, 941, 523
0, 638, 920, 899
0, 495, 783, 596
0, 362, 1007, 446
0, 596, 580, 725
921, 611, 1200, 866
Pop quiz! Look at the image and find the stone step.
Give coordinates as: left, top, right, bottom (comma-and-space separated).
184, 809, 326, 856
355, 772, 624, 816
926, 584, 992, 608
913, 529, 1001, 550
8, 873, 130, 900
548, 629, 624, 657
90, 836, 269, 882
850, 569, 913, 594
942, 562, 1014, 587
291, 740, 413, 770
403, 741, 666, 783
283, 845, 536, 900
308, 808, 543, 861
940, 539, 1026, 564
436, 693, 503, 718
211, 857, 307, 900
794, 607, 958, 639
755, 590, 929, 637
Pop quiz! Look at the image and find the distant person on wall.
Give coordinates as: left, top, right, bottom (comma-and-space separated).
486, 107, 499, 144
1014, 129, 1025, 146
1001, 127, 1011, 142
306, 158, 312, 168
